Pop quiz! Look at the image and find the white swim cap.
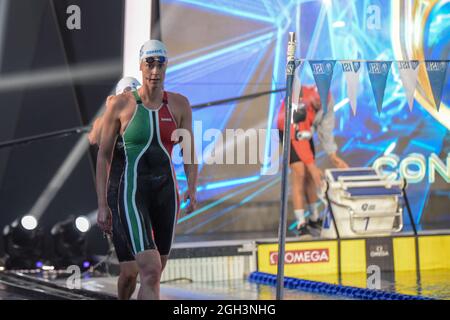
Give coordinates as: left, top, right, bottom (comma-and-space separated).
115, 77, 140, 95
139, 39, 168, 62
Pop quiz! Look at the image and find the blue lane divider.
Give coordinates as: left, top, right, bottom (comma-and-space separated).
248, 272, 433, 300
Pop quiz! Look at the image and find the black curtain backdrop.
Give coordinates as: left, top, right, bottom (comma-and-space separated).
0, 0, 125, 257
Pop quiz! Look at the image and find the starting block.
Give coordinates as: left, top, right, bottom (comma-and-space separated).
320, 167, 404, 239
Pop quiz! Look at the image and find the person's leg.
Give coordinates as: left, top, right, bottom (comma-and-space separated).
118, 186, 160, 300
151, 175, 178, 282
117, 261, 139, 300
304, 168, 318, 200
304, 138, 318, 207
290, 161, 307, 227
159, 255, 169, 283
160, 255, 169, 272
112, 183, 140, 299
112, 185, 140, 300
135, 249, 162, 300
305, 165, 322, 227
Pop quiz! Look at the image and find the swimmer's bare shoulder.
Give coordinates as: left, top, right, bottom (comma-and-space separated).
100, 93, 133, 139
166, 91, 190, 123
167, 91, 190, 107
106, 93, 130, 114
105, 92, 136, 123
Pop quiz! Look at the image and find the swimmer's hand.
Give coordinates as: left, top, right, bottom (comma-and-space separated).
183, 189, 197, 214
97, 206, 112, 235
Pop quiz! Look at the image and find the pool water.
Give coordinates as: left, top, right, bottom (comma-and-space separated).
12, 268, 449, 300
288, 269, 450, 299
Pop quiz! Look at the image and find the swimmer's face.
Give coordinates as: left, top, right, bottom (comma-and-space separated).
140, 56, 167, 89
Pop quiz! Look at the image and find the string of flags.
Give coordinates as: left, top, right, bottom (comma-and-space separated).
293, 60, 449, 115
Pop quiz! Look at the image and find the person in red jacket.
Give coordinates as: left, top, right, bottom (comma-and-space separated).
277, 85, 348, 236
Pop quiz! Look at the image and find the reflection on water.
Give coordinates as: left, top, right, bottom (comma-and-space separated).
162, 279, 348, 300
397, 269, 450, 300
6, 268, 448, 299
291, 269, 450, 300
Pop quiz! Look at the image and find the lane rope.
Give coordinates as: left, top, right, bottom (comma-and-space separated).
248, 271, 433, 300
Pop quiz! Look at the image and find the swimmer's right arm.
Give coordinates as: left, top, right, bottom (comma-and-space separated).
88, 117, 103, 146
96, 95, 122, 233
89, 95, 115, 146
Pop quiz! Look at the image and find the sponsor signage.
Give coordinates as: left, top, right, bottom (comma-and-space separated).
269, 248, 330, 265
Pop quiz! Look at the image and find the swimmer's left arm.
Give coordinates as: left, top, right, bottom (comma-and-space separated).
317, 97, 348, 169
179, 95, 198, 213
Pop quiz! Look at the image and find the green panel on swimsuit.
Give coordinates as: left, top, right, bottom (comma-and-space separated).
122, 103, 152, 253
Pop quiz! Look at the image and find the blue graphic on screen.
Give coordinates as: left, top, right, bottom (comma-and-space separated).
161, 0, 449, 233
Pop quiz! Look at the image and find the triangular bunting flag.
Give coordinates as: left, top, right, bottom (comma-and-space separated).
397, 60, 420, 111
366, 61, 392, 114
309, 60, 336, 113
341, 60, 362, 116
425, 60, 448, 111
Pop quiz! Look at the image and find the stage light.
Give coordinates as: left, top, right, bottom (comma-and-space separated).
42, 265, 55, 271
21, 215, 37, 230
50, 215, 90, 269
2, 215, 44, 269
75, 216, 91, 233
